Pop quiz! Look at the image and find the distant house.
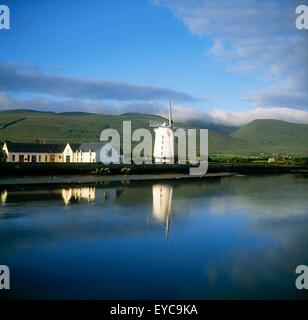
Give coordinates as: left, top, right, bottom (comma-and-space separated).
268, 157, 276, 163
63, 143, 80, 163
1, 141, 121, 164
76, 142, 121, 164
2, 142, 66, 163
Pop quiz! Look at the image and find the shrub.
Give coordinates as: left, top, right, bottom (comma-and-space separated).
121, 167, 131, 174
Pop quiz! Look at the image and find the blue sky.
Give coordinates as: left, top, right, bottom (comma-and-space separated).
0, 0, 307, 125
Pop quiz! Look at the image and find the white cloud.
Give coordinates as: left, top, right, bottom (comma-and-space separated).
2, 92, 308, 126
163, 104, 308, 126
210, 107, 308, 126
154, 0, 308, 109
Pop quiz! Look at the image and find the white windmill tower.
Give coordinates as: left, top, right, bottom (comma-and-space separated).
152, 101, 176, 164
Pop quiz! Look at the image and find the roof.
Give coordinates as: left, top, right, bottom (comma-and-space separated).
68, 143, 81, 152
78, 142, 120, 153
4, 142, 66, 153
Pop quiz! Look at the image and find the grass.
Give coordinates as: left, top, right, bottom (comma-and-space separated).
0, 109, 308, 157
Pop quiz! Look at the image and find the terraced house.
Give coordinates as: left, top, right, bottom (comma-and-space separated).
2, 142, 68, 163
2, 141, 121, 164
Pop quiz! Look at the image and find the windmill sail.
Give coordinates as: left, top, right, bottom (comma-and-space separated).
169, 101, 172, 127
169, 100, 173, 127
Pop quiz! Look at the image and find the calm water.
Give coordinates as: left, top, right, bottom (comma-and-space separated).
0, 174, 308, 300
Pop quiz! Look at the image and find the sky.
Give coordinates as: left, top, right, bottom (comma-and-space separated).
0, 0, 308, 125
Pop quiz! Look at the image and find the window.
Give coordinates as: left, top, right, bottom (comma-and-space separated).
12, 154, 15, 161
27, 155, 30, 162
38, 155, 41, 162
45, 155, 48, 162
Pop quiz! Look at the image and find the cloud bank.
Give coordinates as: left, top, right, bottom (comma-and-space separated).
0, 63, 196, 102
210, 107, 308, 126
1, 91, 308, 126
173, 104, 308, 126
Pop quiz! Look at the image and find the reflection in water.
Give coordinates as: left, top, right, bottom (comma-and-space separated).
101, 188, 118, 202
1, 186, 123, 206
152, 184, 173, 238
1, 175, 308, 299
1, 190, 7, 205
62, 187, 96, 205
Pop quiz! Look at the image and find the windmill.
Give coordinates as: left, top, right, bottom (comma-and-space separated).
151, 101, 177, 164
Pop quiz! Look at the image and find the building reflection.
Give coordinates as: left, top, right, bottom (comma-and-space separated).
1, 183, 175, 238
0, 186, 122, 206
62, 187, 96, 205
152, 184, 173, 239
1, 190, 7, 205
61, 187, 122, 205
101, 188, 118, 202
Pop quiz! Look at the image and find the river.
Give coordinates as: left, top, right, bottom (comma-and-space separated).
0, 174, 308, 299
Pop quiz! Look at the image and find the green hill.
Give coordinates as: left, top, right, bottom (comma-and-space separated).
0, 109, 164, 143
232, 119, 308, 156
0, 109, 258, 156
0, 110, 307, 156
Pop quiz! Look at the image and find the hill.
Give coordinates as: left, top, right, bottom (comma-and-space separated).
232, 119, 308, 156
0, 110, 307, 156
0, 109, 163, 143
0, 109, 259, 155
182, 119, 238, 135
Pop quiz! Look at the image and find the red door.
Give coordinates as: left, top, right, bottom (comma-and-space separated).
19, 155, 24, 163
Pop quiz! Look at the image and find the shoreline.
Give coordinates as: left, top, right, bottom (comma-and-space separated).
0, 163, 307, 187
0, 172, 234, 187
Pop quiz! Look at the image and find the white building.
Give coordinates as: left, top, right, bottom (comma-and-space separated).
62, 143, 80, 163
153, 102, 175, 164
2, 141, 121, 164
2, 142, 67, 163
75, 142, 121, 164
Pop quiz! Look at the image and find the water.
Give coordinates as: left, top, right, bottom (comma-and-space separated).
0, 174, 308, 299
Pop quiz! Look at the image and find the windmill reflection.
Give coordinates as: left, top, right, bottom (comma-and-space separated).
152, 184, 173, 239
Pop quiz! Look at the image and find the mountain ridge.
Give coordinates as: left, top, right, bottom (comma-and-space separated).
0, 109, 307, 156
